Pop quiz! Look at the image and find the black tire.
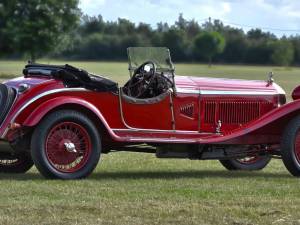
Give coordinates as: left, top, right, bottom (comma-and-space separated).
0, 84, 16, 125
0, 152, 33, 173
31, 110, 101, 179
219, 155, 271, 171
281, 116, 300, 177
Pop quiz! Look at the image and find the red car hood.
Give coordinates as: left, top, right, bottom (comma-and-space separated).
175, 76, 285, 95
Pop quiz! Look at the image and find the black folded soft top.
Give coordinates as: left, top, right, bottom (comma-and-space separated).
23, 63, 118, 92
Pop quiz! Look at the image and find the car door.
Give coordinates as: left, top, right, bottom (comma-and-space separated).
120, 91, 173, 130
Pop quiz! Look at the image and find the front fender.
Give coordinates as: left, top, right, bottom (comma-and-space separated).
214, 99, 300, 144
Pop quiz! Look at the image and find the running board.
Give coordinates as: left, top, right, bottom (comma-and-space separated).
112, 129, 219, 143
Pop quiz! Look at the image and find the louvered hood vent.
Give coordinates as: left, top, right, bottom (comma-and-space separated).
204, 100, 274, 125
180, 103, 194, 118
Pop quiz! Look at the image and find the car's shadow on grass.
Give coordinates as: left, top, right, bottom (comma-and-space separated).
90, 170, 292, 180
0, 170, 291, 180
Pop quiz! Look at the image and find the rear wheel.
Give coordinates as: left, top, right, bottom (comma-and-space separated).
281, 116, 300, 177
0, 153, 33, 173
219, 155, 271, 171
31, 110, 101, 179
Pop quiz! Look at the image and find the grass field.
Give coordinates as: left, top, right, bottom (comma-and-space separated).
0, 60, 300, 225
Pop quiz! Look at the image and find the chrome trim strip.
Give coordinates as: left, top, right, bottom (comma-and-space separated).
176, 88, 280, 96
176, 88, 200, 94
169, 92, 176, 130
201, 90, 278, 95
118, 88, 139, 130
1, 88, 88, 138
112, 128, 200, 134
128, 138, 197, 143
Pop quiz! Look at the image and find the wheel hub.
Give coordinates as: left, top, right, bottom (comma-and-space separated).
237, 156, 260, 164
63, 141, 77, 153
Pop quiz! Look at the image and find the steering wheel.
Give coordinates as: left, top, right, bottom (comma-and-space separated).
127, 61, 157, 98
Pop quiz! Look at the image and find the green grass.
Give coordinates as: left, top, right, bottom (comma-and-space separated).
1, 60, 300, 225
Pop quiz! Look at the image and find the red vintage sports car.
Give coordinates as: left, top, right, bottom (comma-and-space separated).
0, 47, 299, 179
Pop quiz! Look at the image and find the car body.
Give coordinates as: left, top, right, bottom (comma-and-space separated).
0, 47, 300, 179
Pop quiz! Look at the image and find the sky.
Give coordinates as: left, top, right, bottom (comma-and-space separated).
79, 0, 300, 37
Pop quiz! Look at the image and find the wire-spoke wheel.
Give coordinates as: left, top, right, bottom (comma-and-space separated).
219, 155, 271, 171
31, 110, 101, 179
45, 122, 92, 173
0, 153, 33, 173
281, 116, 300, 177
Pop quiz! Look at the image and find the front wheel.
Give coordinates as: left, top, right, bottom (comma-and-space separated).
31, 110, 101, 179
281, 116, 300, 177
219, 155, 271, 171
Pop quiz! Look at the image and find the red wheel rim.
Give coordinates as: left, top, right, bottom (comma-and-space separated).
45, 122, 92, 173
236, 156, 261, 164
294, 131, 300, 164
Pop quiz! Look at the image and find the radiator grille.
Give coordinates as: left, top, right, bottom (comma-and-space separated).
204, 101, 216, 123
204, 100, 272, 124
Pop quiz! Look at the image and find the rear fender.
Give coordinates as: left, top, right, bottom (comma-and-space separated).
21, 97, 119, 140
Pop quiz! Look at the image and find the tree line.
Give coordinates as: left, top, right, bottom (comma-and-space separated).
0, 0, 299, 66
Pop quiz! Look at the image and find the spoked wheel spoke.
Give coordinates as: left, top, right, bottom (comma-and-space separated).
45, 122, 92, 173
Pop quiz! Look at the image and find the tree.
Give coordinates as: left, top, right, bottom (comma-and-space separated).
162, 28, 188, 61
117, 18, 135, 35
221, 30, 247, 63
247, 29, 276, 41
186, 19, 201, 38
81, 15, 105, 34
194, 31, 226, 66
270, 40, 294, 66
175, 13, 188, 30
5, 0, 80, 61
290, 36, 300, 65
0, 0, 16, 56
244, 40, 273, 64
